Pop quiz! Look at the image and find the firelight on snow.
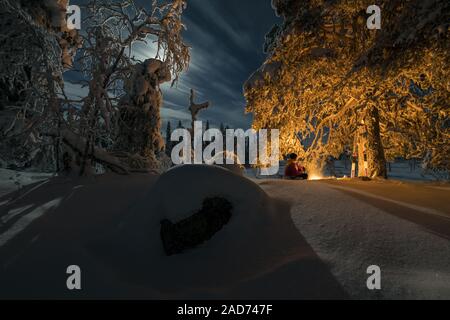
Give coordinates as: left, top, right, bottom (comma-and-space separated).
308, 174, 324, 181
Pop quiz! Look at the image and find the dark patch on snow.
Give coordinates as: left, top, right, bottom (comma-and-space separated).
160, 197, 233, 256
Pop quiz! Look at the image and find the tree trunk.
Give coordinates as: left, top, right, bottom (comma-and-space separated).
355, 123, 366, 177
116, 59, 168, 170
358, 107, 387, 178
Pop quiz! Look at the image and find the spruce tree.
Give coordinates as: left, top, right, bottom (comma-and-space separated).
165, 121, 172, 156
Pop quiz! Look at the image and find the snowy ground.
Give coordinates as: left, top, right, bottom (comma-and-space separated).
245, 159, 448, 182
257, 179, 450, 299
0, 165, 449, 299
0, 168, 53, 198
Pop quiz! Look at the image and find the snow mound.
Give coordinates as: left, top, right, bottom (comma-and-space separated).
89, 164, 326, 298
216, 163, 244, 176
0, 169, 346, 298
156, 165, 254, 222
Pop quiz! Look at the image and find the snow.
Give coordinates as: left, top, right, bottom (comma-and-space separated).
92, 164, 329, 298
259, 180, 450, 299
0, 198, 62, 247
327, 184, 449, 219
0, 165, 448, 299
0, 168, 53, 198
152, 164, 263, 222
1, 165, 345, 299
1, 204, 35, 224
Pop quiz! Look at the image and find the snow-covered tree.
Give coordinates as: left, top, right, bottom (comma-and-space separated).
0, 0, 81, 171
60, 0, 190, 174
245, 0, 449, 178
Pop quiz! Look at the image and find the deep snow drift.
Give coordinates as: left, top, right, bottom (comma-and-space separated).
89, 164, 345, 298
0, 165, 345, 298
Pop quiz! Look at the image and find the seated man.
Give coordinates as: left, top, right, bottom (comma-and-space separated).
284, 153, 308, 180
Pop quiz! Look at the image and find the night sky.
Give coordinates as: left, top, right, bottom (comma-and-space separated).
160, 0, 280, 130
65, 0, 280, 130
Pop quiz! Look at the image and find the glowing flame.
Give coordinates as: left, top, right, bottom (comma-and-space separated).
308, 174, 324, 181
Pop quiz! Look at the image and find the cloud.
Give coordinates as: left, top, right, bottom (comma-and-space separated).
189, 0, 253, 53
64, 0, 279, 130
161, 106, 191, 121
